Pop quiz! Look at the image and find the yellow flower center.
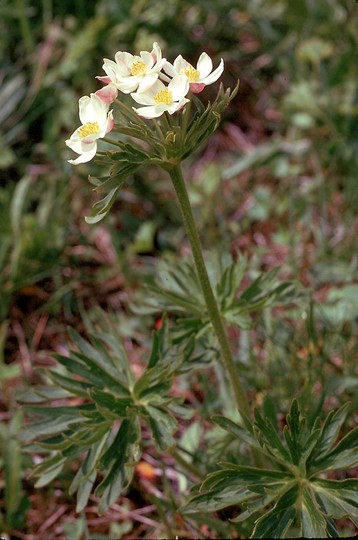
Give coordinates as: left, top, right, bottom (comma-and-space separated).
130, 61, 147, 76
182, 66, 200, 82
154, 88, 173, 105
77, 121, 100, 139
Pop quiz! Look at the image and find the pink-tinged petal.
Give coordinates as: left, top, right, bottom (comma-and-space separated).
201, 58, 224, 84
151, 42, 162, 63
169, 75, 189, 101
197, 52, 213, 78
189, 82, 206, 93
96, 75, 111, 85
137, 73, 158, 93
163, 61, 177, 78
81, 135, 100, 144
114, 52, 133, 74
133, 105, 163, 119
105, 110, 114, 134
95, 83, 118, 105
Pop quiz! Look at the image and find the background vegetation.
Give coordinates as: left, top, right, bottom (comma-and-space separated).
0, 0, 357, 538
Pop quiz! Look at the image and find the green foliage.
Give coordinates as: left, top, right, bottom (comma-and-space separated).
0, 411, 30, 531
2, 0, 357, 537
183, 400, 358, 538
134, 252, 305, 331
0, 176, 69, 320
20, 320, 192, 513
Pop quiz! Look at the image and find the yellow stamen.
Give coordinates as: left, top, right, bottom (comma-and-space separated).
182, 66, 200, 82
130, 61, 147, 76
77, 121, 100, 139
154, 88, 173, 105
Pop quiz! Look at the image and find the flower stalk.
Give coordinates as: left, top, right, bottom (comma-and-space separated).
65, 41, 251, 426
167, 163, 251, 429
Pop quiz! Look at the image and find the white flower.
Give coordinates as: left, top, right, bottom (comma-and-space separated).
97, 42, 166, 94
163, 52, 224, 93
131, 75, 189, 119
66, 93, 114, 165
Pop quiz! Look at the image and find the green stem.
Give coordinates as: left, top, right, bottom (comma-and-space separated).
114, 98, 147, 125
167, 164, 251, 428
16, 0, 35, 55
102, 136, 123, 147
152, 119, 166, 142
181, 98, 192, 136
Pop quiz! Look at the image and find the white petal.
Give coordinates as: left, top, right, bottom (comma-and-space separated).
163, 60, 177, 78
173, 55, 189, 73
102, 59, 121, 82
131, 91, 155, 106
167, 97, 190, 114
140, 50, 154, 69
65, 136, 82, 154
197, 52, 213, 78
78, 96, 91, 124
159, 71, 172, 83
68, 143, 97, 165
201, 58, 224, 84
155, 58, 167, 72
137, 73, 158, 93
169, 75, 189, 101
116, 78, 141, 94
90, 94, 108, 123
133, 105, 163, 119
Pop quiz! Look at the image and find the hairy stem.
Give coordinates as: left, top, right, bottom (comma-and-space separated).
168, 164, 251, 428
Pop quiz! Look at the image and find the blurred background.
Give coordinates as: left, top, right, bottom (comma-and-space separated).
1, 0, 357, 537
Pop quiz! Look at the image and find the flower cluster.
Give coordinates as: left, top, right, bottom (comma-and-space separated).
66, 43, 224, 164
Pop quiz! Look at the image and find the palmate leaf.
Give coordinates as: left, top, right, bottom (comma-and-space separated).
314, 479, 358, 514
182, 465, 290, 515
253, 408, 291, 463
300, 486, 329, 538
182, 399, 357, 537
85, 185, 123, 224
85, 116, 171, 224
182, 82, 239, 160
134, 252, 303, 338
85, 152, 143, 224
252, 484, 299, 538
21, 323, 191, 513
95, 417, 141, 514
145, 404, 178, 451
